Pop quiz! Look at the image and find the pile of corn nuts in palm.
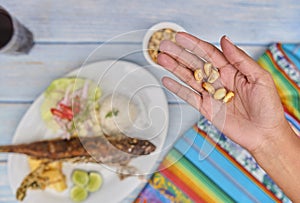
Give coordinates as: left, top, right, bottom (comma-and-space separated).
194, 62, 234, 103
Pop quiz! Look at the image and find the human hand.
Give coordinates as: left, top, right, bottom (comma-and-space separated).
158, 32, 291, 152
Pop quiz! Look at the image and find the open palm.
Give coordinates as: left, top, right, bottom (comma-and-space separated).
158, 33, 289, 152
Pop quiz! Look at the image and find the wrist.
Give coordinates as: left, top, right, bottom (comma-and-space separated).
250, 120, 297, 157
249, 120, 300, 202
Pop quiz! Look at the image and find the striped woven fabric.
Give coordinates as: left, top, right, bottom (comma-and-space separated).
258, 43, 300, 134
135, 43, 300, 203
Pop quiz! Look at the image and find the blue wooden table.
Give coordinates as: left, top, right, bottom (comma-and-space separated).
0, 1, 299, 202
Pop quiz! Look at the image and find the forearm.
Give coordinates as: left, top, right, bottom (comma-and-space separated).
252, 122, 300, 202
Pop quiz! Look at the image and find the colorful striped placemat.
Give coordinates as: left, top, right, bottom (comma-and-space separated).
258, 43, 300, 133
135, 43, 300, 203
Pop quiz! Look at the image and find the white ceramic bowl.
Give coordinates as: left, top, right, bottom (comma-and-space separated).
143, 22, 186, 68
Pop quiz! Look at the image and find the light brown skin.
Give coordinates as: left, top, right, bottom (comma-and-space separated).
158, 32, 300, 202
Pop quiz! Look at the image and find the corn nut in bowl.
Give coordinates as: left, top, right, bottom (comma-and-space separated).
143, 22, 185, 68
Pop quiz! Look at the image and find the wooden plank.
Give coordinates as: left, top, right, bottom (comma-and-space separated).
0, 103, 30, 161
0, 163, 16, 202
0, 43, 267, 102
0, 103, 30, 145
0, 0, 299, 43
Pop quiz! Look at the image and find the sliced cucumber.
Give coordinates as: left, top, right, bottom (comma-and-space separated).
70, 185, 88, 202
72, 170, 89, 187
86, 172, 103, 192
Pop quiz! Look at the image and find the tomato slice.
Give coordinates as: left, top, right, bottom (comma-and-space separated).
51, 108, 73, 121
59, 103, 74, 116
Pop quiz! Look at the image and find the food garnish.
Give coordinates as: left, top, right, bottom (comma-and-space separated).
105, 108, 119, 118
86, 172, 102, 192
70, 170, 103, 202
72, 170, 89, 187
70, 185, 88, 203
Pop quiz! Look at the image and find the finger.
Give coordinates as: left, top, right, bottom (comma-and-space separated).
162, 77, 210, 118
157, 53, 205, 93
175, 32, 238, 90
220, 36, 267, 83
159, 40, 204, 71
175, 32, 229, 69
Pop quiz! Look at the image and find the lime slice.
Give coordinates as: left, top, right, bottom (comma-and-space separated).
70, 185, 88, 202
72, 170, 89, 187
86, 172, 102, 192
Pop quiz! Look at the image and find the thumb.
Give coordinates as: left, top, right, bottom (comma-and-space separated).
220, 36, 266, 82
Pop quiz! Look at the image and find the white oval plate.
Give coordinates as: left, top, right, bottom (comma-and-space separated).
8, 60, 169, 203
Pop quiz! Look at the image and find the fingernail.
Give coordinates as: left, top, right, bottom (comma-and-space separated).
162, 77, 172, 86
224, 35, 234, 44
176, 31, 184, 35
